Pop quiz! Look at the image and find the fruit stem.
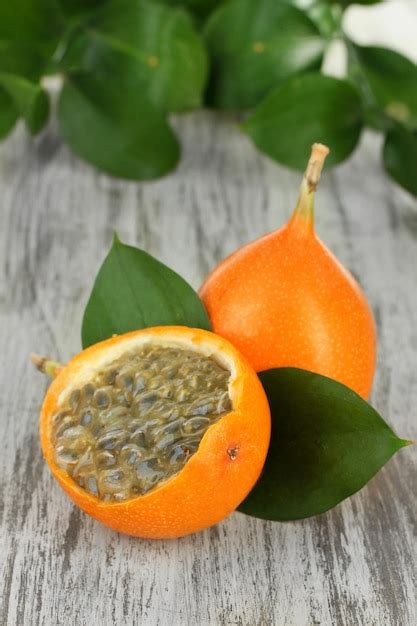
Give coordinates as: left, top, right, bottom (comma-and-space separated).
30, 353, 64, 378
289, 143, 330, 231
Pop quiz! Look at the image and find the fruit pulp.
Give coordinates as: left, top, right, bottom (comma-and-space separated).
51, 344, 231, 502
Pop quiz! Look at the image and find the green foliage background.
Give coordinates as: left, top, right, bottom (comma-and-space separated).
0, 0, 416, 194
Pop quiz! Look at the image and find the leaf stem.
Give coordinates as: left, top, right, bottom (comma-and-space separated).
30, 353, 64, 378
289, 143, 330, 230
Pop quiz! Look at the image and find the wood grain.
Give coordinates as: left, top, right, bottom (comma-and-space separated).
0, 112, 416, 626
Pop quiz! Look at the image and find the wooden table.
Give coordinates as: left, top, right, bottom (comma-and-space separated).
1, 113, 416, 625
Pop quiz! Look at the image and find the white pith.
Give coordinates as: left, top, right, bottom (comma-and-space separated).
57, 331, 237, 410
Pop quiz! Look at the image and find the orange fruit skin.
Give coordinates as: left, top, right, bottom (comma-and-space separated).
200, 216, 377, 399
40, 326, 271, 539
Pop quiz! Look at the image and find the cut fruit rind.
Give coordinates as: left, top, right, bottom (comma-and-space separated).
40, 326, 271, 538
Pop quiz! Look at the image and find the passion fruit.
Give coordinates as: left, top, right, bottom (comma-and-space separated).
39, 326, 271, 538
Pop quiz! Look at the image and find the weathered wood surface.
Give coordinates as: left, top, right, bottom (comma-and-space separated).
1, 112, 416, 626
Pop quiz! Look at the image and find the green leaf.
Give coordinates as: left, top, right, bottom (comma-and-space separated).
0, 41, 49, 81
0, 0, 64, 80
383, 126, 417, 197
82, 235, 211, 348
62, 0, 208, 113
158, 0, 224, 19
349, 45, 417, 131
0, 87, 18, 140
243, 73, 363, 170
0, 72, 49, 134
57, 0, 110, 19
58, 71, 180, 180
239, 368, 410, 521
204, 0, 325, 110
0, 0, 63, 41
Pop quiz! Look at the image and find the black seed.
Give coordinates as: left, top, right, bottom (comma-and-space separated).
167, 444, 190, 465
81, 411, 93, 426
123, 375, 134, 391
105, 369, 118, 385
53, 410, 70, 424
94, 389, 111, 409
129, 428, 146, 447
55, 449, 79, 467
98, 469, 129, 494
136, 458, 160, 476
155, 433, 181, 452
189, 401, 213, 417
97, 428, 128, 451
102, 406, 129, 421
154, 419, 183, 438
136, 392, 158, 409
55, 417, 77, 439
119, 444, 144, 466
86, 476, 98, 495
183, 417, 210, 434
134, 375, 146, 393
96, 450, 117, 469
135, 459, 164, 491
106, 469, 123, 481
132, 391, 158, 416
81, 383, 95, 403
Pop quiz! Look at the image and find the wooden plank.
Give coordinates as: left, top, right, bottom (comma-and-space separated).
0, 114, 416, 626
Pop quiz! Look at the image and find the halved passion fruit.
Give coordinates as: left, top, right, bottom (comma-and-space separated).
39, 326, 271, 538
